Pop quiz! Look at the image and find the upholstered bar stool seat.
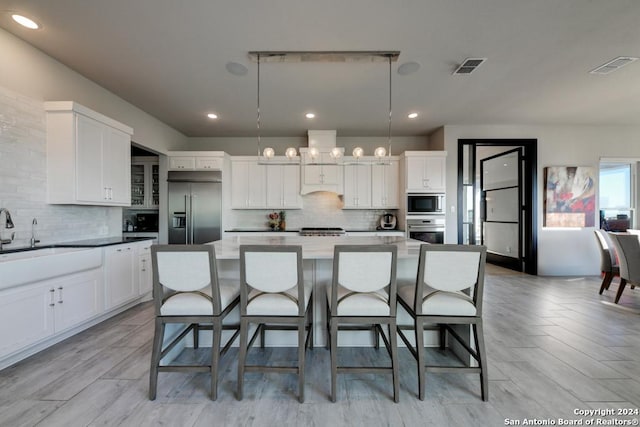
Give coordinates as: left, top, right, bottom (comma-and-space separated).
149, 245, 240, 401
397, 285, 477, 316
246, 282, 313, 316
327, 286, 390, 316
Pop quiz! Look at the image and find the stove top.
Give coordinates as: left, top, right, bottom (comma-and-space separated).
299, 227, 346, 236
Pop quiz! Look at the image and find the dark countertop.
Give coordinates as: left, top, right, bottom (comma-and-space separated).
225, 229, 300, 233
0, 236, 155, 255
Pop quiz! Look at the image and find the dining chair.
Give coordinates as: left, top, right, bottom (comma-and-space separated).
397, 244, 488, 401
237, 245, 313, 403
608, 233, 640, 304
326, 244, 399, 402
594, 229, 619, 294
149, 244, 240, 401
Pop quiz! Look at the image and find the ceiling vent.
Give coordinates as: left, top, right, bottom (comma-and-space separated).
453, 58, 486, 75
590, 56, 639, 75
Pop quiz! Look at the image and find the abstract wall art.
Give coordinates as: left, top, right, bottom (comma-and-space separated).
544, 166, 596, 227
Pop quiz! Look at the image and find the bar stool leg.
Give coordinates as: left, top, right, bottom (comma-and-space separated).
330, 317, 339, 402
237, 317, 249, 400
298, 317, 306, 403
389, 319, 399, 403
211, 320, 222, 401
415, 317, 426, 401
149, 318, 165, 400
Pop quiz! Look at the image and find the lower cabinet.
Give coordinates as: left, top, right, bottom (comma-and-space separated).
104, 244, 138, 309
0, 268, 102, 360
137, 243, 153, 296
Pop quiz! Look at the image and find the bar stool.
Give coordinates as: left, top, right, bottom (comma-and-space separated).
237, 245, 313, 403
326, 244, 399, 402
397, 244, 488, 401
149, 244, 240, 401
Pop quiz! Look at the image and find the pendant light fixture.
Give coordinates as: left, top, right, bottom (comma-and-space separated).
252, 51, 398, 165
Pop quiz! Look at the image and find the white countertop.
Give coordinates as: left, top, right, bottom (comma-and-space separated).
212, 235, 422, 260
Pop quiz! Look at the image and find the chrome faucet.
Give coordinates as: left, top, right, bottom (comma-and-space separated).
31, 218, 40, 248
0, 208, 15, 250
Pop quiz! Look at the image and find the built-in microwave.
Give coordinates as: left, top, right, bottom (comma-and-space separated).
407, 193, 444, 215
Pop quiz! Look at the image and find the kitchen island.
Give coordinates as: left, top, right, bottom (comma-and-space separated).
212, 235, 424, 347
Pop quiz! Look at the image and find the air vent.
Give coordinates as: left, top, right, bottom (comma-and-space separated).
590, 56, 638, 75
453, 58, 487, 75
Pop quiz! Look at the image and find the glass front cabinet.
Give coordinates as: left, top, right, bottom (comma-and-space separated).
131, 157, 159, 209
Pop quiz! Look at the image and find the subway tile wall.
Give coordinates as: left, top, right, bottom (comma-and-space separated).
0, 85, 121, 248
227, 191, 398, 231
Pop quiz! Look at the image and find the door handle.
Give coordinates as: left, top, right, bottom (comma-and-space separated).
184, 194, 189, 244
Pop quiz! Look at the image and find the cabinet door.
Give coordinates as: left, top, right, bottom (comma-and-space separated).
266, 165, 284, 208
53, 269, 102, 333
0, 283, 54, 359
281, 165, 302, 208
372, 160, 399, 208
76, 114, 105, 203
150, 164, 160, 208
405, 156, 426, 192
131, 163, 146, 207
232, 160, 266, 208
424, 156, 445, 191
169, 157, 196, 170
343, 164, 371, 208
103, 127, 131, 205
138, 253, 153, 295
104, 245, 137, 309
195, 157, 222, 170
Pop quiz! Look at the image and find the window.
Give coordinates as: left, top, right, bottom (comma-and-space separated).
599, 162, 634, 230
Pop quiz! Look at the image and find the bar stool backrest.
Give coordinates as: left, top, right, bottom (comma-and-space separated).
415, 244, 486, 316
151, 244, 220, 315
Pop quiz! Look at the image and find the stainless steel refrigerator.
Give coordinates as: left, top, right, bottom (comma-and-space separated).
167, 170, 222, 244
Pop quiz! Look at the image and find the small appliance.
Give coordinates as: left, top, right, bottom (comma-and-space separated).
407, 193, 445, 215
379, 212, 397, 230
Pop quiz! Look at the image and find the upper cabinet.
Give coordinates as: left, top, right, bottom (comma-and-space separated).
371, 158, 400, 208
343, 162, 372, 209
45, 102, 133, 206
299, 149, 344, 195
131, 157, 159, 209
168, 151, 224, 171
231, 157, 302, 209
403, 151, 447, 193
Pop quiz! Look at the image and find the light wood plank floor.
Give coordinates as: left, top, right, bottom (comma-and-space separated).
3, 265, 640, 427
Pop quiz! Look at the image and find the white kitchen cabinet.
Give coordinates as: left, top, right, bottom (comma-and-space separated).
168, 152, 224, 171
45, 101, 132, 206
0, 268, 102, 360
404, 151, 447, 193
343, 163, 372, 209
372, 158, 400, 208
266, 163, 302, 209
300, 150, 343, 195
131, 157, 159, 208
137, 242, 153, 297
104, 244, 138, 309
231, 158, 267, 209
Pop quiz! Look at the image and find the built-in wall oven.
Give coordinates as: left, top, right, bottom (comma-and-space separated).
407, 193, 445, 215
407, 217, 445, 244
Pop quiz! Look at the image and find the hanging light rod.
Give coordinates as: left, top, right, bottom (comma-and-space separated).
248, 50, 400, 63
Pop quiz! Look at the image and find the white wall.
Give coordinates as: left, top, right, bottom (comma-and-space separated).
442, 125, 640, 276
0, 27, 186, 245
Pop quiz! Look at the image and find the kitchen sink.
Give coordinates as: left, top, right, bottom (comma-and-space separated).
0, 247, 103, 290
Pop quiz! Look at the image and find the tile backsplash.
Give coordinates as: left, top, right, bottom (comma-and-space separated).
227, 191, 398, 230
0, 85, 121, 248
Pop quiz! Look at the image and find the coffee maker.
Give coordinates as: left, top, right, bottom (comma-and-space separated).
378, 212, 397, 230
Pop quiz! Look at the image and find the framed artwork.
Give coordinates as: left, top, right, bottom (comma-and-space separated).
544, 166, 596, 227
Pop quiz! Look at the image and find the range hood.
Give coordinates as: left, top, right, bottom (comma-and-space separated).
300, 130, 345, 195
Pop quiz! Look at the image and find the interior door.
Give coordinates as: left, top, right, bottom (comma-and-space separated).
480, 148, 523, 271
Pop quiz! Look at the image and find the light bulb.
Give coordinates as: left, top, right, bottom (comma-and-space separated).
309, 147, 320, 160
285, 147, 297, 159
352, 147, 364, 158
330, 147, 343, 159
374, 147, 387, 158
263, 147, 275, 158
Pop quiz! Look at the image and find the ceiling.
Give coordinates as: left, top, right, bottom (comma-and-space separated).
1, 0, 640, 138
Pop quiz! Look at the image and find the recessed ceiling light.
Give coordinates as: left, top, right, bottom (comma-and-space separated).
11, 14, 40, 30
305, 113, 315, 119
408, 113, 418, 119
397, 61, 420, 76
207, 113, 218, 119
225, 62, 248, 76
